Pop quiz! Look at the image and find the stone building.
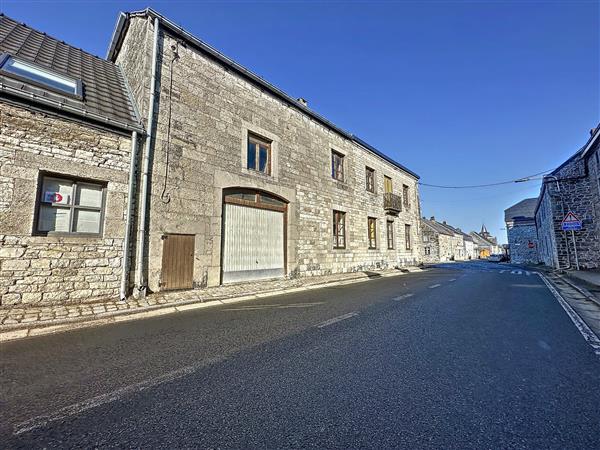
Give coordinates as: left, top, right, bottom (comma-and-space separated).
469, 225, 500, 258
106, 8, 422, 294
420, 217, 465, 263
535, 125, 600, 270
504, 198, 539, 264
0, 15, 143, 306
504, 199, 537, 262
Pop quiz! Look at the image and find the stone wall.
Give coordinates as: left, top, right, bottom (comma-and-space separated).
116, 17, 422, 291
535, 152, 600, 270
420, 224, 439, 264
507, 221, 539, 264
0, 103, 132, 306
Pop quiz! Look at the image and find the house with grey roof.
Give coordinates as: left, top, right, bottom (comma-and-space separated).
469, 226, 500, 258
0, 14, 143, 306
534, 125, 600, 270
504, 198, 539, 264
420, 217, 465, 263
106, 8, 423, 293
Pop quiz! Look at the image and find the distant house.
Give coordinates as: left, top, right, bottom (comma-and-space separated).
420, 217, 466, 263
504, 198, 539, 264
470, 225, 500, 258
534, 125, 600, 269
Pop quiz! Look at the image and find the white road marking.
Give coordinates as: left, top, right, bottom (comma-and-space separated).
511, 270, 522, 275
393, 293, 414, 301
525, 271, 531, 276
429, 284, 441, 289
538, 273, 600, 356
225, 302, 324, 311
449, 278, 456, 282
499, 270, 507, 274
13, 355, 228, 436
316, 312, 359, 328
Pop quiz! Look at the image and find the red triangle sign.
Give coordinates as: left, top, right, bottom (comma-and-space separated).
562, 211, 581, 224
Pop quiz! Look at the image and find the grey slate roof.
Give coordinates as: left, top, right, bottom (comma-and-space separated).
422, 218, 453, 236
504, 198, 537, 222
107, 8, 419, 178
0, 14, 142, 132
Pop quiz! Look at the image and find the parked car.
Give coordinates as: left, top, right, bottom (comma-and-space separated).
488, 254, 503, 262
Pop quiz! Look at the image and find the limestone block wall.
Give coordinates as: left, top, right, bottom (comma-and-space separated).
115, 17, 422, 291
507, 222, 539, 264
535, 153, 600, 270
0, 103, 132, 306
420, 224, 440, 264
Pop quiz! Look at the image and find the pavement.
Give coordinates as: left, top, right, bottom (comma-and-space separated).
1, 261, 599, 448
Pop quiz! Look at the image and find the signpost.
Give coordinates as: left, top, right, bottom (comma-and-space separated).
561, 211, 581, 270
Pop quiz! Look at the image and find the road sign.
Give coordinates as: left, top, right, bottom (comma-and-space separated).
528, 241, 535, 249
561, 211, 582, 231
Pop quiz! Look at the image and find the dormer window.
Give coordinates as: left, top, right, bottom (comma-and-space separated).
0, 54, 81, 96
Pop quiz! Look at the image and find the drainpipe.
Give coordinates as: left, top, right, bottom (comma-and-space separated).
136, 16, 161, 297
120, 131, 139, 300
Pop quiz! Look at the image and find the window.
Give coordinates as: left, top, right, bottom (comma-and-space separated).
425, 247, 431, 255
247, 133, 271, 175
402, 184, 410, 210
333, 210, 346, 249
332, 150, 344, 181
36, 175, 105, 235
368, 217, 377, 249
384, 176, 393, 194
0, 55, 81, 96
386, 221, 394, 249
405, 224, 412, 250
365, 167, 375, 193
423, 235, 430, 242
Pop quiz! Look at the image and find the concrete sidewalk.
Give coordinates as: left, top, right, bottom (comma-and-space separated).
0, 267, 421, 342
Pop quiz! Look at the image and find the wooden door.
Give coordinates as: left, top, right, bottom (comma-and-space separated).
161, 234, 195, 290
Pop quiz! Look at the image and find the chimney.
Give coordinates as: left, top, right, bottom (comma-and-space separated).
430, 216, 435, 221
442, 221, 447, 225
297, 98, 308, 107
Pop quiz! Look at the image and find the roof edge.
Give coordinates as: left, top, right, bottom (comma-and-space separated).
106, 8, 419, 179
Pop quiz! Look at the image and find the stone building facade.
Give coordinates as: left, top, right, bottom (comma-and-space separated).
0, 15, 143, 306
108, 9, 422, 293
420, 217, 457, 263
535, 126, 600, 270
504, 198, 539, 264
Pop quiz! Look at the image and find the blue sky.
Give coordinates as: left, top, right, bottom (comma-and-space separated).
2, 0, 598, 243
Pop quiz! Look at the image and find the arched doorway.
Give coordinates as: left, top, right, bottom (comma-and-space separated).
221, 188, 287, 284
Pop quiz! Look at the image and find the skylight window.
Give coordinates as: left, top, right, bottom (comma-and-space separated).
0, 55, 81, 96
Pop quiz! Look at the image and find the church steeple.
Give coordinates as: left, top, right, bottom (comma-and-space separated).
480, 223, 490, 238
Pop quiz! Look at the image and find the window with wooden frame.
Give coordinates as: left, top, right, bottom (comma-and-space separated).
386, 220, 394, 249
384, 175, 393, 193
405, 224, 412, 250
368, 217, 377, 249
365, 167, 375, 193
247, 133, 272, 175
402, 184, 410, 210
331, 150, 344, 181
35, 174, 106, 236
333, 210, 346, 249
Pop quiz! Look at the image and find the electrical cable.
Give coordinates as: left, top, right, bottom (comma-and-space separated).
418, 169, 552, 189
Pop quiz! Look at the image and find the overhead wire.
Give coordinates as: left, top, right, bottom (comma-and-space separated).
418, 169, 552, 189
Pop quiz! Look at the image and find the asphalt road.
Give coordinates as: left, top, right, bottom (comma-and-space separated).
2, 261, 599, 449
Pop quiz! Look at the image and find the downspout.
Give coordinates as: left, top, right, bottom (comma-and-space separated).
136, 16, 161, 297
120, 131, 139, 300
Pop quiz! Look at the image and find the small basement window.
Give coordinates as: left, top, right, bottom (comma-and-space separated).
0, 55, 81, 96
35, 175, 105, 236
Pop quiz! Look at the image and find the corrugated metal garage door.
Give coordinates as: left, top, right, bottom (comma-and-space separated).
222, 203, 284, 283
